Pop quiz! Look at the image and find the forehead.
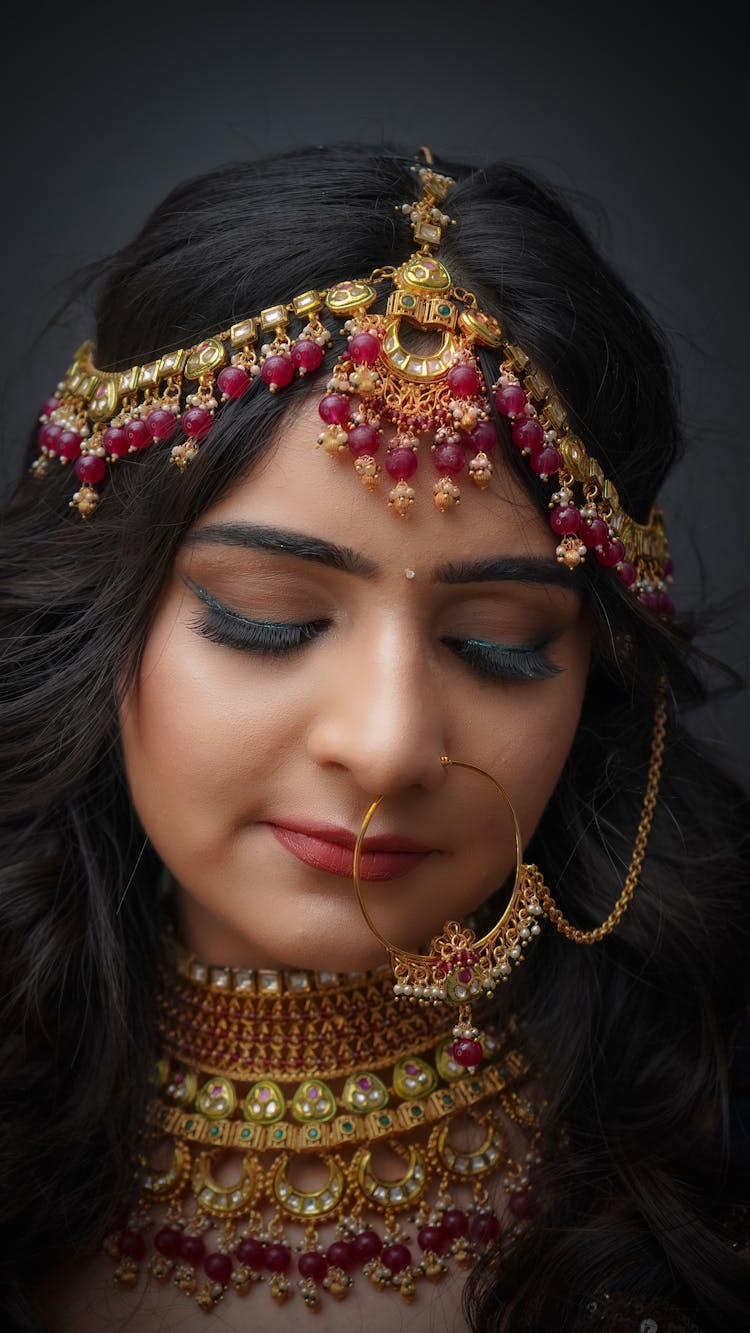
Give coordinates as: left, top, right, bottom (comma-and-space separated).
193, 395, 559, 572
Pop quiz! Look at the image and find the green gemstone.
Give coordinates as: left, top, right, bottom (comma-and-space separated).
308, 1128, 319, 1139
210, 1126, 219, 1137
161, 1110, 168, 1122
185, 1119, 194, 1130
471, 1081, 481, 1092
273, 1128, 284, 1140
241, 1128, 251, 1139
411, 1106, 422, 1117
442, 1094, 453, 1106
438, 304, 451, 315
342, 1121, 353, 1132
401, 295, 415, 307
379, 1114, 391, 1126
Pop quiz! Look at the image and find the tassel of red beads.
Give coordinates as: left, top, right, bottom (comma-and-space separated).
316, 325, 499, 514
493, 375, 674, 617
107, 1197, 536, 1313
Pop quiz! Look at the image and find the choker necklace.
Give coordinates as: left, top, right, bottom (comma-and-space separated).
106, 945, 542, 1313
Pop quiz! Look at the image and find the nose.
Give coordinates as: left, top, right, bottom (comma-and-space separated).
305, 617, 448, 798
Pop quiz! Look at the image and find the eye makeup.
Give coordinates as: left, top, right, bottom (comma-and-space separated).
183, 578, 563, 683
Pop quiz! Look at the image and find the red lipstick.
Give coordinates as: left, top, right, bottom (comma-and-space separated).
267, 820, 433, 881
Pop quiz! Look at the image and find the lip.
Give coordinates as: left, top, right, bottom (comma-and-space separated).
267, 820, 434, 881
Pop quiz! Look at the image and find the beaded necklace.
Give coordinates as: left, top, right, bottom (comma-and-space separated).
106, 947, 542, 1313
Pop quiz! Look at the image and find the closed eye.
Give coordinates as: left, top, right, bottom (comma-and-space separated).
184, 579, 562, 680
442, 636, 562, 682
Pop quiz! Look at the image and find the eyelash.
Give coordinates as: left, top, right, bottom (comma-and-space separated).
188, 602, 561, 684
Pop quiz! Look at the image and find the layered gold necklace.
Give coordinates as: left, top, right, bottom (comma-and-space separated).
106, 945, 542, 1314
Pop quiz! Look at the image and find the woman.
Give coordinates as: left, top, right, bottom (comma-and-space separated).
1, 143, 748, 1332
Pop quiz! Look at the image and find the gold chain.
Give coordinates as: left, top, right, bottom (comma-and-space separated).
539, 690, 668, 944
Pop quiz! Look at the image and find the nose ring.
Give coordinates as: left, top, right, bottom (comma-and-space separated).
352, 757, 545, 1072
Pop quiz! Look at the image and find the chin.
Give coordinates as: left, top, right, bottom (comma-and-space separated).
269, 926, 389, 974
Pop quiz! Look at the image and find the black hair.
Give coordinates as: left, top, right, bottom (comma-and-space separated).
1, 142, 748, 1331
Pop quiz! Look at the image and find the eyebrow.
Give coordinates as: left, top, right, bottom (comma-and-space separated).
186, 522, 579, 591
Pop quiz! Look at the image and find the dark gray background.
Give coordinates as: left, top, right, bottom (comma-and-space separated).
2, 1, 747, 781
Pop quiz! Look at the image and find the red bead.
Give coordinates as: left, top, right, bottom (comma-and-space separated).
298, 1251, 327, 1282
640, 589, 675, 618
433, 440, 465, 475
579, 517, 609, 548
318, 393, 351, 425
181, 407, 213, 439
179, 1234, 206, 1266
261, 354, 294, 389
236, 1237, 264, 1268
120, 1229, 145, 1261
382, 1243, 411, 1274
465, 420, 498, 452
217, 364, 252, 397
326, 1240, 355, 1272
511, 417, 545, 451
470, 1210, 501, 1244
103, 426, 129, 457
442, 1208, 469, 1238
596, 537, 626, 568
508, 1189, 537, 1220
616, 560, 637, 586
352, 1229, 382, 1263
549, 505, 581, 535
154, 1227, 181, 1259
264, 1243, 292, 1274
385, 447, 418, 480
204, 1252, 232, 1284
348, 423, 381, 456
147, 409, 177, 439
417, 1225, 447, 1254
123, 418, 151, 450
42, 395, 60, 417
494, 383, 527, 416
291, 339, 324, 373
58, 430, 83, 461
38, 422, 62, 452
451, 1038, 483, 1068
74, 454, 106, 484
529, 446, 561, 477
447, 363, 480, 398
348, 331, 381, 365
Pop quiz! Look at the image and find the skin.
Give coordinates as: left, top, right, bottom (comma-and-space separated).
119, 394, 591, 972
41, 395, 593, 1332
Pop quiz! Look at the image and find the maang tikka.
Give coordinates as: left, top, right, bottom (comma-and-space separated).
312, 162, 501, 516
31, 149, 672, 615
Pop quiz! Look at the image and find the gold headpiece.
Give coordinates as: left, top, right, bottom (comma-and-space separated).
30, 153, 672, 612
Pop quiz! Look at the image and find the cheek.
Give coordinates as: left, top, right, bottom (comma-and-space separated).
462, 648, 588, 851
119, 611, 292, 860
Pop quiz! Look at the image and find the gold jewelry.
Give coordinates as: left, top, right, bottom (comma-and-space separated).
539, 691, 667, 943
354, 758, 547, 1074
105, 951, 543, 1313
353, 693, 668, 1058
29, 151, 672, 613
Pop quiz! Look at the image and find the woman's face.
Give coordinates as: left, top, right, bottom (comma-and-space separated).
120, 397, 591, 970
